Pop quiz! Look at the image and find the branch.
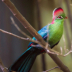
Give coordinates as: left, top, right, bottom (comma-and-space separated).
0, 58, 8, 72
0, 29, 40, 45
10, 17, 32, 39
0, 28, 72, 57
2, 0, 46, 47
43, 66, 59, 72
10, 16, 65, 55
36, 0, 46, 71
10, 17, 63, 55
1, 0, 71, 72
0, 28, 64, 55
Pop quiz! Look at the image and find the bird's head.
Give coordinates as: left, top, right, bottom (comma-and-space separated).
51, 7, 67, 24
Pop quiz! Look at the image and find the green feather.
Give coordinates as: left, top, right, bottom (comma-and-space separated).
48, 19, 64, 47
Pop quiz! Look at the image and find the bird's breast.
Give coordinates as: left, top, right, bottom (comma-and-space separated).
48, 22, 63, 47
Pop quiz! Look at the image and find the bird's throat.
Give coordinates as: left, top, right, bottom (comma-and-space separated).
51, 18, 55, 24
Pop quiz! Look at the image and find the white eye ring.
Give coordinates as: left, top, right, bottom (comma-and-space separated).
57, 16, 63, 19
61, 16, 63, 18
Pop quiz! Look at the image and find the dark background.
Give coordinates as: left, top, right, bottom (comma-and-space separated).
0, 0, 72, 72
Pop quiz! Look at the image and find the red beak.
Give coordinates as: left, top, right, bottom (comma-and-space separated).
65, 16, 68, 19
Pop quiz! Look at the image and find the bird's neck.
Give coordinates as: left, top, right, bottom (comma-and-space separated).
51, 18, 65, 24
51, 19, 54, 24
51, 17, 55, 24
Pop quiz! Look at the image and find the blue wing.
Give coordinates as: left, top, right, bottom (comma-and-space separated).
28, 24, 59, 48
28, 25, 49, 47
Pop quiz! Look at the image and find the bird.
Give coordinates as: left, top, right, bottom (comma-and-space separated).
9, 7, 67, 72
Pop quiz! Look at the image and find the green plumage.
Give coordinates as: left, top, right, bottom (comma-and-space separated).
48, 19, 64, 47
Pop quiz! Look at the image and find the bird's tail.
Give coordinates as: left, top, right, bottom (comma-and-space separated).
9, 47, 44, 72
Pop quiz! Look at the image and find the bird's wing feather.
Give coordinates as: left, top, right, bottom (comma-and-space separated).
28, 25, 49, 47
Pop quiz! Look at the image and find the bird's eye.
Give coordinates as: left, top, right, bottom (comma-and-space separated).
57, 16, 63, 19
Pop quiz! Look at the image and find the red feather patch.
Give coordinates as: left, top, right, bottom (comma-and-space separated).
51, 7, 64, 24
53, 7, 64, 17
